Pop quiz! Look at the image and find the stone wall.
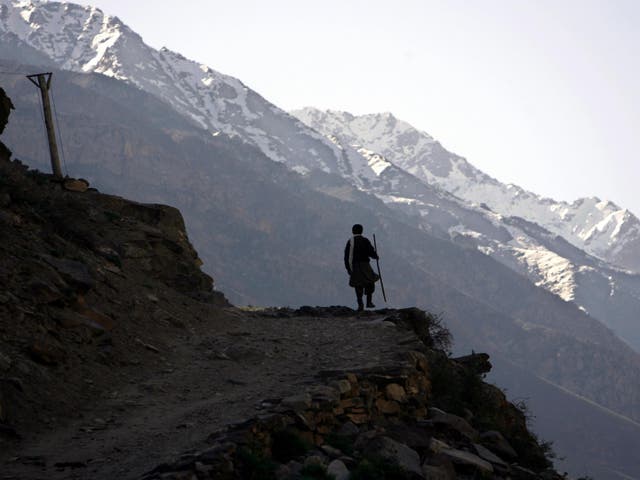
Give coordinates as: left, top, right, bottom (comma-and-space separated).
142, 310, 561, 480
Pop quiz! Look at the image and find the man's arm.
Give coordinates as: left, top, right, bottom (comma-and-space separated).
366, 238, 379, 260
344, 241, 352, 274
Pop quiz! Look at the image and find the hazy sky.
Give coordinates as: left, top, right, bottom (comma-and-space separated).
88, 0, 640, 215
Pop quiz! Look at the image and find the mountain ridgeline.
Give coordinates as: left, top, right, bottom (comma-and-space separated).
1, 1, 640, 479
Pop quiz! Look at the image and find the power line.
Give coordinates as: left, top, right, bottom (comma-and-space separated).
0, 70, 30, 76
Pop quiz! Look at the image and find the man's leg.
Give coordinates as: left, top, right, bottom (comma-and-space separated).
365, 283, 375, 308
355, 286, 364, 311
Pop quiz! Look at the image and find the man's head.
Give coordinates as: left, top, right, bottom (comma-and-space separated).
352, 224, 363, 235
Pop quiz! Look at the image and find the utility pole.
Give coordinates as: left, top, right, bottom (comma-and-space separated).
27, 72, 63, 179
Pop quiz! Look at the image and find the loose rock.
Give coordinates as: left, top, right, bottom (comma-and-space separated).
480, 430, 518, 459
367, 436, 423, 477
441, 448, 494, 474
473, 442, 508, 467
327, 459, 350, 480
385, 383, 407, 402
429, 407, 478, 440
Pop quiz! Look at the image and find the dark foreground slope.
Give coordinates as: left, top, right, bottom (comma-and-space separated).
0, 95, 562, 480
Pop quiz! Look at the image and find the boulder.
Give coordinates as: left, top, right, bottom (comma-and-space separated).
52, 307, 111, 335
376, 398, 401, 414
0, 192, 10, 208
452, 353, 492, 375
367, 436, 423, 477
276, 460, 302, 479
441, 448, 493, 474
385, 383, 407, 402
281, 393, 312, 412
327, 459, 350, 480
330, 379, 352, 396
153, 308, 185, 329
336, 421, 359, 437
423, 464, 455, 480
479, 430, 517, 459
41, 255, 95, 291
320, 445, 342, 458
428, 438, 450, 454
472, 443, 508, 468
512, 465, 539, 480
429, 407, 478, 440
386, 424, 432, 450
72, 297, 114, 332
0, 352, 11, 371
63, 178, 89, 193
308, 385, 340, 406
26, 279, 64, 304
28, 340, 65, 365
303, 455, 326, 467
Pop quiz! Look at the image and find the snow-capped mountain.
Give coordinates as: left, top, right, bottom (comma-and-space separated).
292, 108, 640, 273
0, 0, 348, 174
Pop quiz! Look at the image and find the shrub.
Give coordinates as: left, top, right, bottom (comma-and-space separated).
300, 463, 334, 480
236, 447, 277, 480
271, 429, 312, 463
350, 456, 413, 480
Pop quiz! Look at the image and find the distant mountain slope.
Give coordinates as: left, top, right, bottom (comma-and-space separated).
292, 108, 640, 273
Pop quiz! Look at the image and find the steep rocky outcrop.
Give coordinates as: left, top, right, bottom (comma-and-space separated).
0, 86, 13, 134
0, 87, 227, 441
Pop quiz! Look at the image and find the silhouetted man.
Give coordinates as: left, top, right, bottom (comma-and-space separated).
344, 224, 380, 311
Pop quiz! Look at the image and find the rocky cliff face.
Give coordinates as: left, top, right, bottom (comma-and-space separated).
0, 88, 227, 441
0, 86, 12, 135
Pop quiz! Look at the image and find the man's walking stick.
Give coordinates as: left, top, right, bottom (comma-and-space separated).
373, 234, 388, 303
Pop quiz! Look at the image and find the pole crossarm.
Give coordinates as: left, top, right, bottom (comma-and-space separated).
26, 72, 52, 87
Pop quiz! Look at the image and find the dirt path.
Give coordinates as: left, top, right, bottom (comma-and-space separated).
1, 309, 423, 480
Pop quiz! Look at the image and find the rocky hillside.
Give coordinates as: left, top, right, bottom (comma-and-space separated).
0, 90, 565, 480
0, 96, 228, 437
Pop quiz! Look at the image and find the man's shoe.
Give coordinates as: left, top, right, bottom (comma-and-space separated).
366, 302, 375, 309
357, 303, 364, 312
